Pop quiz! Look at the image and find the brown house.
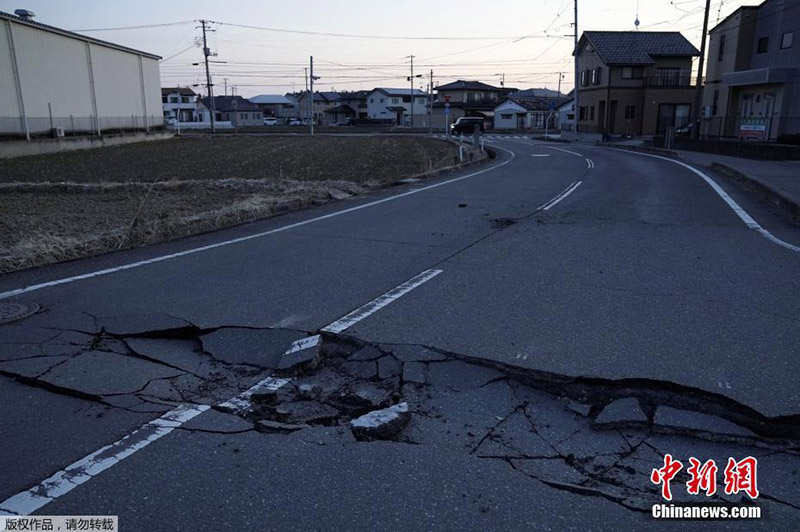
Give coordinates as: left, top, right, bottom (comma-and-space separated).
575, 31, 700, 137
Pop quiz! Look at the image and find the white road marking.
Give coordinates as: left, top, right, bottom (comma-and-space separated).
0, 404, 209, 516
530, 154, 551, 157
542, 146, 584, 157
0, 149, 515, 301
322, 268, 443, 334
586, 158, 595, 169
538, 181, 583, 211
606, 148, 800, 253
216, 375, 291, 414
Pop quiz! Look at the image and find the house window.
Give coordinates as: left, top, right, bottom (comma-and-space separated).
712, 89, 719, 116
579, 106, 587, 120
624, 105, 635, 119
370, 98, 374, 103
718, 34, 726, 61
589, 106, 595, 121
380, 98, 385, 103
656, 68, 682, 86
781, 32, 794, 49
622, 66, 643, 79
501, 113, 513, 119
757, 37, 769, 53
580, 70, 589, 86
591, 67, 601, 85
169, 96, 178, 103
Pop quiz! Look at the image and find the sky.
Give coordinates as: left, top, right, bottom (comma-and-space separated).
0, 0, 763, 98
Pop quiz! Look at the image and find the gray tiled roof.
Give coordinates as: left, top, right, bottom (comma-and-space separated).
582, 31, 700, 65
437, 80, 503, 91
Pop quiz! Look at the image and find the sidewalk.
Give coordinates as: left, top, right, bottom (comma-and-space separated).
602, 140, 800, 221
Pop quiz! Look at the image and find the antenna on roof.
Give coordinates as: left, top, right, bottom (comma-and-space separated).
634, 0, 640, 30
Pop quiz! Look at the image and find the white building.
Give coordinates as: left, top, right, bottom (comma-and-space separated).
556, 99, 575, 132
0, 9, 163, 139
162, 87, 202, 124
366, 88, 428, 126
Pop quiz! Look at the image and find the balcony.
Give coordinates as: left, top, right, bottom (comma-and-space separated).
643, 71, 696, 88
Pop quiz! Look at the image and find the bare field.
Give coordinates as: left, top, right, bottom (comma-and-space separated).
0, 136, 461, 272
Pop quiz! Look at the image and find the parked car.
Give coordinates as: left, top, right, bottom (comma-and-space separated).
263, 117, 278, 126
450, 117, 485, 135
287, 118, 303, 126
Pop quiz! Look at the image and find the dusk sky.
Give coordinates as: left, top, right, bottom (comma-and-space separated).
0, 0, 761, 97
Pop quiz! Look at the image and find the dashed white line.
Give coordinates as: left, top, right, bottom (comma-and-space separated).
538, 181, 583, 211
0, 404, 209, 516
217, 375, 291, 414
322, 268, 443, 334
530, 154, 551, 157
606, 148, 800, 254
0, 149, 514, 301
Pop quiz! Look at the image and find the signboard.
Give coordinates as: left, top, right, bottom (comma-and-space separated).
444, 95, 451, 103
739, 123, 766, 140
444, 107, 450, 115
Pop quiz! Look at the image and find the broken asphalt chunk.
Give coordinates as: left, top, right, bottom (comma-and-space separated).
402, 361, 427, 384
274, 400, 341, 425
377, 356, 402, 379
256, 419, 312, 433
593, 397, 648, 426
654, 406, 755, 437
350, 402, 411, 441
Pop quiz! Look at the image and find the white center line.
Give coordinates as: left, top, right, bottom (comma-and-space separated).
0, 148, 514, 301
538, 181, 583, 211
530, 154, 551, 157
586, 158, 595, 169
542, 146, 584, 157
0, 404, 209, 516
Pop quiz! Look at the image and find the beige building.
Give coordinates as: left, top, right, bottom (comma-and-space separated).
0, 9, 163, 139
575, 31, 700, 137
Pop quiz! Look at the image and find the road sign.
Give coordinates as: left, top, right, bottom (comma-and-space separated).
444, 95, 451, 103
444, 102, 450, 108
444, 108, 450, 115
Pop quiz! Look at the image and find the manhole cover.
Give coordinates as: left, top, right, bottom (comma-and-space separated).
0, 302, 40, 324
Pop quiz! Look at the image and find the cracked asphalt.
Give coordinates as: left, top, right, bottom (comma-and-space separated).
1, 138, 799, 530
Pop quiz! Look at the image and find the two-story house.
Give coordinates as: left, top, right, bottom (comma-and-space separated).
249, 94, 297, 123
324, 90, 369, 125
704, 0, 799, 141
161, 87, 202, 124
199, 96, 263, 127
432, 80, 515, 130
366, 88, 428, 126
574, 31, 700, 137
296, 91, 341, 125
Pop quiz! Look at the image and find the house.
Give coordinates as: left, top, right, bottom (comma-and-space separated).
199, 96, 263, 127
574, 31, 700, 137
338, 91, 369, 120
703, 0, 799, 141
556, 97, 576, 131
432, 80, 515, 129
0, 9, 163, 139
366, 88, 428, 126
494, 96, 569, 130
249, 94, 296, 123
296, 91, 341, 125
162, 88, 202, 123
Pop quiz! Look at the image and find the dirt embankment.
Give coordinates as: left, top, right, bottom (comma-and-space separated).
0, 136, 462, 273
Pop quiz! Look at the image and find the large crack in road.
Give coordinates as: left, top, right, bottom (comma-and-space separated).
2, 311, 799, 516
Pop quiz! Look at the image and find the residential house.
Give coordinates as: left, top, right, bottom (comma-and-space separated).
162, 87, 202, 123
325, 90, 369, 125
366, 88, 428, 126
199, 96, 263, 127
249, 94, 296, 123
432, 80, 515, 129
556, 96, 576, 131
703, 0, 800, 140
296, 91, 341, 125
494, 95, 569, 130
574, 31, 700, 137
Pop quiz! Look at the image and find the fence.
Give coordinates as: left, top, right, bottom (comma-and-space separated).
660, 115, 800, 144
0, 115, 165, 140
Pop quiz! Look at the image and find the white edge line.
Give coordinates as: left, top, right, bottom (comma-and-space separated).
0, 404, 209, 516
321, 268, 443, 334
538, 181, 583, 211
542, 145, 584, 157
0, 148, 515, 301
605, 147, 800, 253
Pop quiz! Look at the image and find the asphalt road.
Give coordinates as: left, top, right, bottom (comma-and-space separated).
1, 138, 799, 530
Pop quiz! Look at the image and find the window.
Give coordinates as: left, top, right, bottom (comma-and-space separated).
781, 32, 794, 49
656, 68, 681, 86
392, 98, 399, 104
757, 37, 769, 53
417, 98, 426, 105
590, 106, 595, 121
718, 34, 726, 61
169, 96, 178, 103
501, 113, 513, 119
624, 105, 635, 120
712, 89, 719, 116
580, 70, 589, 86
579, 106, 587, 120
621, 66, 643, 79
591, 67, 602, 85
370, 98, 374, 103
380, 98, 384, 103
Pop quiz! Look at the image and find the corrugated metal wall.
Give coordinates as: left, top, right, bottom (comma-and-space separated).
0, 16, 163, 137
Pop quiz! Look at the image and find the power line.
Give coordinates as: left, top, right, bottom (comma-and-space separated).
73, 20, 195, 32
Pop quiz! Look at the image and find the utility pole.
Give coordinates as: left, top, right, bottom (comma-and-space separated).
309, 55, 315, 136
558, 72, 563, 96
409, 55, 415, 128
429, 69, 433, 135
573, 0, 580, 138
224, 77, 228, 97
200, 19, 216, 132
692, 0, 711, 140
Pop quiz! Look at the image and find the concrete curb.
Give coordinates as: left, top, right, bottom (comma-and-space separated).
601, 143, 800, 225
710, 163, 800, 224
